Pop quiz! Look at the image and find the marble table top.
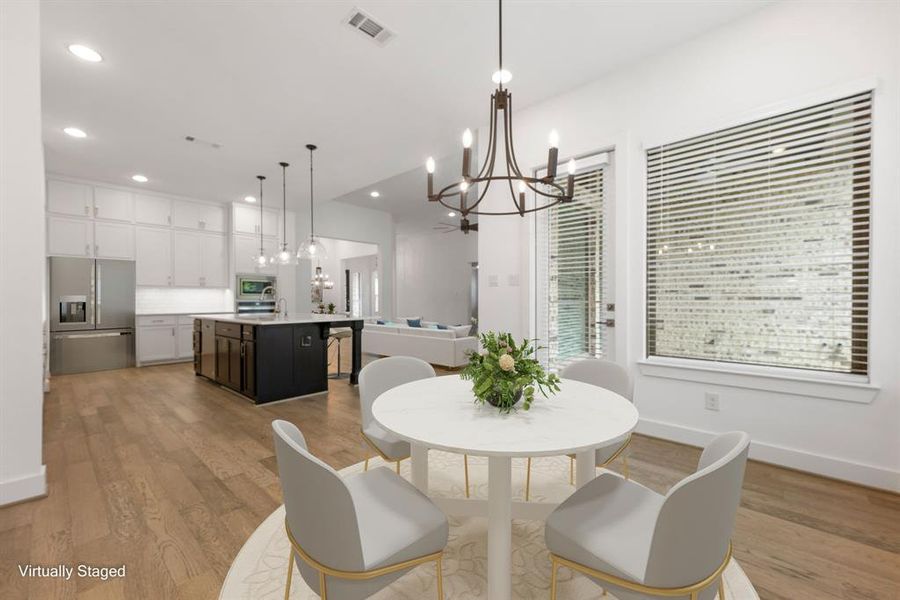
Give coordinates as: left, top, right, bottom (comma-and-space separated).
373, 374, 638, 458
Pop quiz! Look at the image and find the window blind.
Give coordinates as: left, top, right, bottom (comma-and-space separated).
536, 160, 607, 370
646, 91, 871, 375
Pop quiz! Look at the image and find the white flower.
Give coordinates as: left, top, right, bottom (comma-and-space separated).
498, 354, 515, 371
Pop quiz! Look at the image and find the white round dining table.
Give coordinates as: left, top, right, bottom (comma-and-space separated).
372, 374, 639, 600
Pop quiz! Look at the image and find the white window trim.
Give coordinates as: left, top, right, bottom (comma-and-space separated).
638, 78, 880, 398
637, 356, 878, 404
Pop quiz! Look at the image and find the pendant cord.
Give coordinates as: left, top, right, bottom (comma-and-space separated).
309, 148, 315, 238
498, 0, 503, 90
257, 175, 265, 254
281, 163, 287, 244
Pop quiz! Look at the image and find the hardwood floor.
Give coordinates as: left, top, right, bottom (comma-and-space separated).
1, 349, 898, 599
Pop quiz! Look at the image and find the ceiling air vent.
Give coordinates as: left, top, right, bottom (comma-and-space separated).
344, 8, 394, 46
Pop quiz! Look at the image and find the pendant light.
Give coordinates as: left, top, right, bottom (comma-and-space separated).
270, 161, 296, 265
251, 175, 268, 269
296, 144, 328, 260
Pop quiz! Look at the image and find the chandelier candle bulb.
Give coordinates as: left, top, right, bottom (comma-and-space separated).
518, 180, 527, 215
426, 157, 435, 199
462, 129, 473, 178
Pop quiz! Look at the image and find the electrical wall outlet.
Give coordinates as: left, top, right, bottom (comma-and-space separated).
704, 392, 720, 411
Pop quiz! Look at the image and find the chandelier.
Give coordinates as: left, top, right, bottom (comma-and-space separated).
425, 0, 576, 234
311, 265, 334, 290
297, 144, 328, 260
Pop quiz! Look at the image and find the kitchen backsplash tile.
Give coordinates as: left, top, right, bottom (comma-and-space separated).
136, 287, 233, 314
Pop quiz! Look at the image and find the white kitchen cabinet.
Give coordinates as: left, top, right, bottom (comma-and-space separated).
176, 324, 195, 360
137, 325, 177, 363
134, 194, 172, 226
93, 222, 134, 259
47, 180, 92, 217
173, 231, 228, 287
48, 215, 94, 256
201, 233, 228, 287
233, 233, 278, 275
234, 204, 277, 237
173, 231, 204, 286
135, 227, 173, 286
173, 200, 226, 232
93, 187, 134, 222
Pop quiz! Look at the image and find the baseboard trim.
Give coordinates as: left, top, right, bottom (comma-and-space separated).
636, 418, 900, 492
0, 465, 47, 506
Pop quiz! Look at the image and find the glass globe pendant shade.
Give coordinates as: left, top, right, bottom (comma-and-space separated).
297, 236, 328, 260
253, 251, 268, 270
272, 242, 295, 266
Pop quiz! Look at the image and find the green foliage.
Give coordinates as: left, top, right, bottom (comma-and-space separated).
460, 331, 560, 414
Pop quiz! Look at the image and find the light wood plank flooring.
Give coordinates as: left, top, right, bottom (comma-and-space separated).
1, 348, 898, 599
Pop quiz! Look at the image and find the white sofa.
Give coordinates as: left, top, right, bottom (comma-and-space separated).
362, 318, 478, 368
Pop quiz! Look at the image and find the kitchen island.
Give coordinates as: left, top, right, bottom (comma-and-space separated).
192, 314, 364, 404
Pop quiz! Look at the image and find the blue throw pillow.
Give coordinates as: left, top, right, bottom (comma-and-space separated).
407, 318, 422, 328
376, 320, 386, 325
436, 324, 448, 330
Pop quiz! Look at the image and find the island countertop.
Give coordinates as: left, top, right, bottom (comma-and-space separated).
189, 313, 363, 326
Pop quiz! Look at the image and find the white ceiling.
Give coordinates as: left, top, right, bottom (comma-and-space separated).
41, 0, 767, 213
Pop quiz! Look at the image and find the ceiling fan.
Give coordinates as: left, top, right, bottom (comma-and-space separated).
433, 221, 479, 234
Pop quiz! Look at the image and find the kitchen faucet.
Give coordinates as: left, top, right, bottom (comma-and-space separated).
259, 285, 276, 301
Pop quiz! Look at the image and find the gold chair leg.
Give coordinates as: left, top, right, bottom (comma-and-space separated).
622, 454, 630, 480
284, 551, 294, 600
719, 577, 726, 599
569, 456, 574, 485
396, 460, 401, 474
318, 571, 327, 599
525, 457, 532, 501
549, 557, 558, 600
464, 454, 470, 498
364, 457, 369, 471
435, 556, 444, 600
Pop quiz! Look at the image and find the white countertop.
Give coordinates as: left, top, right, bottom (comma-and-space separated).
190, 313, 362, 325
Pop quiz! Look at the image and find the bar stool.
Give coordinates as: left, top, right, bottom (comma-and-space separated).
328, 328, 353, 379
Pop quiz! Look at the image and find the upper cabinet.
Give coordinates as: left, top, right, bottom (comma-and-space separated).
135, 227, 172, 286
93, 187, 134, 222
234, 204, 278, 237
47, 180, 92, 217
135, 194, 172, 226
173, 200, 226, 233
94, 222, 134, 259
47, 216, 93, 256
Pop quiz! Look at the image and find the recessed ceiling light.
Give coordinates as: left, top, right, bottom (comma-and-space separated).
448, 211, 456, 217
772, 146, 786, 155
370, 191, 380, 198
244, 196, 257, 203
63, 127, 87, 138
131, 174, 148, 183
67, 44, 103, 63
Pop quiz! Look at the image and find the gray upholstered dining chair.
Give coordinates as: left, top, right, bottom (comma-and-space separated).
525, 358, 633, 500
359, 356, 472, 497
545, 431, 750, 600
273, 419, 449, 600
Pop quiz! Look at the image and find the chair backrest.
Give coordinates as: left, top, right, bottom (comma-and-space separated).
358, 356, 435, 429
271, 420, 365, 571
560, 358, 632, 401
644, 431, 750, 587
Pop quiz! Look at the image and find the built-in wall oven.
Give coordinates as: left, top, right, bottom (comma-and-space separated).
235, 274, 277, 314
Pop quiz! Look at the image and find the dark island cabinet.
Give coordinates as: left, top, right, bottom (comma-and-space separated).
199, 319, 333, 404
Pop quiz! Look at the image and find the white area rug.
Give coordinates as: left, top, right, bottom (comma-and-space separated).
221, 452, 759, 599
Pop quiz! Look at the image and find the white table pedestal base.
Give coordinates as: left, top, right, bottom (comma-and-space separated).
575, 449, 594, 489
488, 455, 512, 600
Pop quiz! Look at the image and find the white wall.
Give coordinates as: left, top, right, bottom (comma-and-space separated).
296, 200, 395, 316
0, 0, 47, 505
396, 231, 477, 325
478, 1, 900, 490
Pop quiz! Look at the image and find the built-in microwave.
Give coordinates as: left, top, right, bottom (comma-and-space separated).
235, 274, 277, 314
236, 274, 277, 300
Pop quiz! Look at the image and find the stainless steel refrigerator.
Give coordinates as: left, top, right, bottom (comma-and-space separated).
49, 257, 135, 374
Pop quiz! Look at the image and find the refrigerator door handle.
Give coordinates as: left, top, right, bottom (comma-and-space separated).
53, 331, 132, 340
96, 262, 102, 326
89, 261, 96, 326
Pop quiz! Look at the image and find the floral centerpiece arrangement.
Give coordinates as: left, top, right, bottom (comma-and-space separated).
461, 331, 560, 413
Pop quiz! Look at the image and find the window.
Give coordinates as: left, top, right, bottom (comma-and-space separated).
351, 272, 361, 317
535, 153, 609, 370
646, 91, 871, 375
